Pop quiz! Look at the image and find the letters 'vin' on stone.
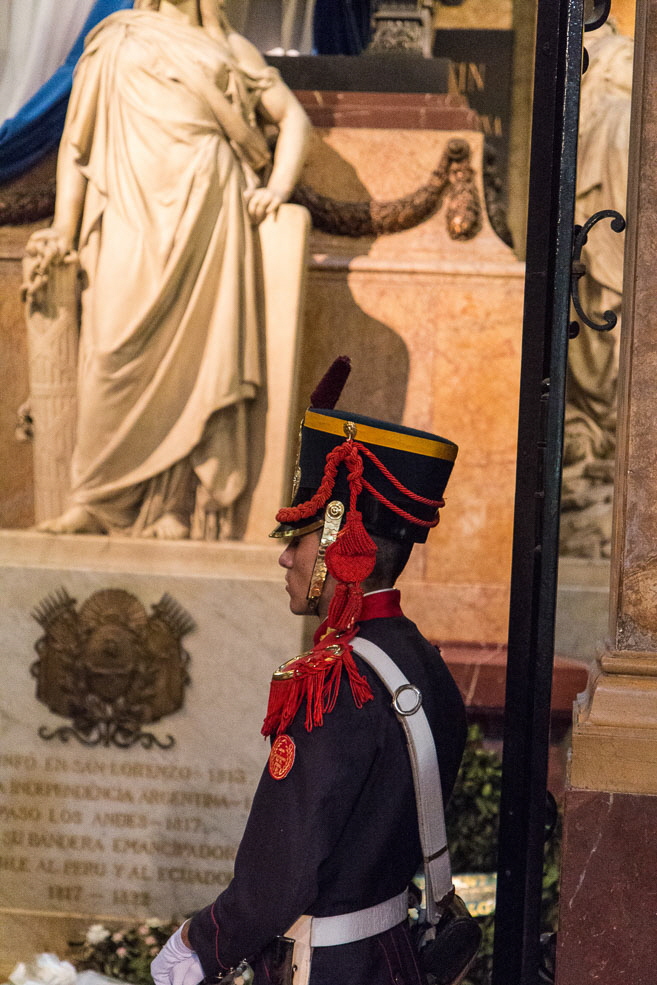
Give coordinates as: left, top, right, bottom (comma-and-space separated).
0, 534, 308, 975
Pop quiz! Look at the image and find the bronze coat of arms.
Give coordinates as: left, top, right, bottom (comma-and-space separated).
31, 588, 194, 749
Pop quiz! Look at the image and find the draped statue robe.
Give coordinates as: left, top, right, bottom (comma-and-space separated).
64, 10, 272, 531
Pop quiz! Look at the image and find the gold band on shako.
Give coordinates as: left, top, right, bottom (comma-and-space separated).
303, 410, 458, 464
270, 407, 458, 547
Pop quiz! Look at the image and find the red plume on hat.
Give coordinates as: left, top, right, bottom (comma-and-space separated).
309, 355, 351, 409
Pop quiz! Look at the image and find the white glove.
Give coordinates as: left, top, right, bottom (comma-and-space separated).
151, 924, 205, 985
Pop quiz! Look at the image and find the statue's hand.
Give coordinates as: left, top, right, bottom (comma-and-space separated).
26, 226, 75, 264
244, 186, 284, 225
22, 227, 77, 298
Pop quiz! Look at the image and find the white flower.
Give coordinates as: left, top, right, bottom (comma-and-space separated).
34, 955, 77, 985
7, 956, 76, 985
85, 925, 111, 946
8, 961, 29, 985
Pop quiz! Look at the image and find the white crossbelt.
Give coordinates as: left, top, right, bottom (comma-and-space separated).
305, 636, 453, 947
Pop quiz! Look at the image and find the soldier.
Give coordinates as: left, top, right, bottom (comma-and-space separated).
152, 367, 468, 985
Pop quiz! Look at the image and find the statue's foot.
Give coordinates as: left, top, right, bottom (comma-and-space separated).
142, 512, 190, 540
36, 506, 106, 534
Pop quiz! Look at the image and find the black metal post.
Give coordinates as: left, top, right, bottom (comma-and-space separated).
491, 0, 586, 982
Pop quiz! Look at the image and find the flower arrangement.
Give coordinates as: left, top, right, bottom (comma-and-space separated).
444, 725, 561, 985
68, 920, 178, 985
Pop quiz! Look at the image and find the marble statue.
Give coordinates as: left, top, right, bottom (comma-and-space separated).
23, 0, 310, 539
561, 22, 632, 558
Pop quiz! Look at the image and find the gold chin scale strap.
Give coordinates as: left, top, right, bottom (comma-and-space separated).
306, 500, 345, 609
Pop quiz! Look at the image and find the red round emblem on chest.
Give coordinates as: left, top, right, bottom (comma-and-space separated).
269, 734, 296, 780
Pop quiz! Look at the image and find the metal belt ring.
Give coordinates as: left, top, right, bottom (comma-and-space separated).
392, 683, 422, 716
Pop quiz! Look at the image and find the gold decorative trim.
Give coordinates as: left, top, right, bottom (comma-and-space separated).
304, 410, 457, 462
273, 652, 311, 681
273, 643, 344, 681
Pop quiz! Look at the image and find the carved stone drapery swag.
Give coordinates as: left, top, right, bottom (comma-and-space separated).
3, 139, 482, 242
292, 138, 481, 240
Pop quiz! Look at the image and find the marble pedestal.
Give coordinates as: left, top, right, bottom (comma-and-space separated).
0, 531, 310, 977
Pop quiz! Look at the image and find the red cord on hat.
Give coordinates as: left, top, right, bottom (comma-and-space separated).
276, 440, 350, 525
357, 443, 445, 529
276, 436, 445, 632
276, 438, 445, 531
324, 443, 377, 632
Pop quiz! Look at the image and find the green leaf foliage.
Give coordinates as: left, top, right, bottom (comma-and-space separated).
445, 725, 561, 985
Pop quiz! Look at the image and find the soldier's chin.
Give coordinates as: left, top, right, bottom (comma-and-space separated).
287, 593, 314, 617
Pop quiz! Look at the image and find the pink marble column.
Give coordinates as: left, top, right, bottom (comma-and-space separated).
556, 2, 657, 981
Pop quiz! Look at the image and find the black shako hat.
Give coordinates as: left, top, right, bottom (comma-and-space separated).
262, 375, 459, 738
271, 407, 458, 544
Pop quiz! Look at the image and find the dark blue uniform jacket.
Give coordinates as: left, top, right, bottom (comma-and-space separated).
189, 598, 467, 985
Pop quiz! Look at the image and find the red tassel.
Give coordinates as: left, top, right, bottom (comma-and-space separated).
264, 444, 385, 737
326, 582, 363, 634
325, 510, 377, 631
261, 677, 303, 737
326, 510, 377, 583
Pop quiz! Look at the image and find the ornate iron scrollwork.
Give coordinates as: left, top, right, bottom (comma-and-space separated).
569, 208, 626, 338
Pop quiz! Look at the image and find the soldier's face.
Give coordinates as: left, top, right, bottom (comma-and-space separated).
279, 530, 325, 616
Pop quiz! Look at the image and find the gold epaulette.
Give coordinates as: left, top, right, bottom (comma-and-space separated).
272, 643, 345, 681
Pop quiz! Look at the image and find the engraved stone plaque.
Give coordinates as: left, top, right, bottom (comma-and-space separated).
0, 534, 309, 971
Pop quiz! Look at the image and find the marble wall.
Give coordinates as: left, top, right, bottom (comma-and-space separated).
557, 789, 657, 985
